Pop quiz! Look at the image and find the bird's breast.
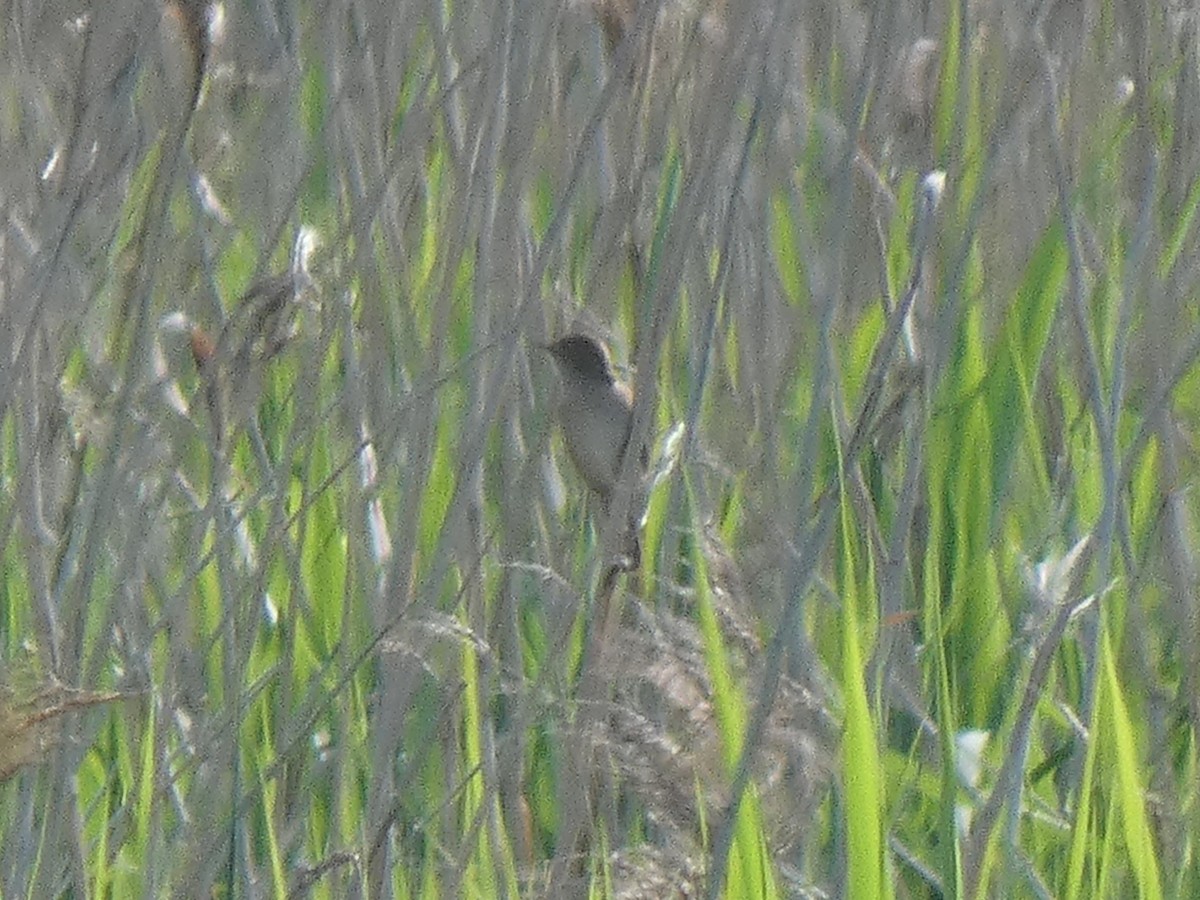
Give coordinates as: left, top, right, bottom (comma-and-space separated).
557, 382, 634, 498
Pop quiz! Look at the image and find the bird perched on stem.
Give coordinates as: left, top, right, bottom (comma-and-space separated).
158, 268, 312, 448
545, 333, 645, 570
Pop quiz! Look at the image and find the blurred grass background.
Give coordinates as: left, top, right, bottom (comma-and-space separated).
1, 0, 1198, 897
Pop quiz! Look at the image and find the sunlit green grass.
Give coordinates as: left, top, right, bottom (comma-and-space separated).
1, 2, 1197, 898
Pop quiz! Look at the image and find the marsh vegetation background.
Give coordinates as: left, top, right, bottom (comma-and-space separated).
0, 0, 1197, 897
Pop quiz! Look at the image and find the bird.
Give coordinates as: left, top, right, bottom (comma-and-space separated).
545, 333, 644, 570
157, 268, 312, 448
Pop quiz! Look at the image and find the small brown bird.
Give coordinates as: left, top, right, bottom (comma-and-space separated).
158, 269, 311, 447
546, 334, 644, 569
